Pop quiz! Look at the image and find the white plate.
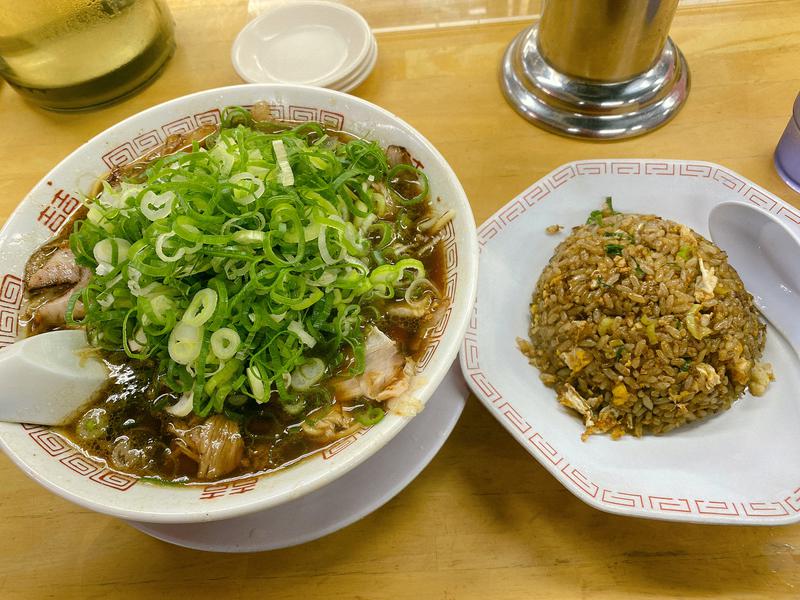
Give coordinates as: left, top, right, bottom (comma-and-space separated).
332, 36, 377, 93
126, 360, 467, 552
232, 1, 372, 87
460, 159, 800, 525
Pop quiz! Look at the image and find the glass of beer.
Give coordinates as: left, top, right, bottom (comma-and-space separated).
0, 0, 175, 111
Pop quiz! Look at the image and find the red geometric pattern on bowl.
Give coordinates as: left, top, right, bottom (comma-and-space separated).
24, 425, 136, 491
100, 105, 350, 170
199, 477, 258, 500
59, 453, 102, 477
417, 219, 458, 371
0, 274, 23, 349
88, 469, 137, 491
102, 108, 222, 169
0, 273, 23, 309
322, 427, 370, 460
462, 159, 800, 522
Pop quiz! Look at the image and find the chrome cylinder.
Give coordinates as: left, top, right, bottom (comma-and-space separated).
500, 0, 690, 139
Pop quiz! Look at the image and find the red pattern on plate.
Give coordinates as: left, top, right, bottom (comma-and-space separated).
521, 183, 550, 207
549, 164, 576, 189
679, 163, 712, 177
575, 162, 607, 175
784, 487, 800, 512
562, 465, 599, 497
712, 168, 746, 192
528, 433, 563, 467
601, 490, 644, 508
499, 198, 527, 225
644, 162, 675, 176
462, 159, 800, 521
0, 273, 23, 309
740, 502, 790, 517
649, 496, 692, 513
742, 186, 777, 211
777, 205, 800, 225
498, 401, 532, 435
695, 500, 740, 516
610, 162, 642, 175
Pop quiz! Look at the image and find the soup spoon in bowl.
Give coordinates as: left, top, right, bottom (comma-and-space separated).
0, 329, 107, 426
708, 200, 800, 359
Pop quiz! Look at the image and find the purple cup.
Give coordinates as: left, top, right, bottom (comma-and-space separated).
775, 92, 800, 193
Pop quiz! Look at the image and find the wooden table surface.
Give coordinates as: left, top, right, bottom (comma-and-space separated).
2, 1, 800, 598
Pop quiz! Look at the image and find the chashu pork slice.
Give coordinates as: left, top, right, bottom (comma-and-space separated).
170, 415, 245, 480
330, 327, 415, 406
27, 247, 82, 290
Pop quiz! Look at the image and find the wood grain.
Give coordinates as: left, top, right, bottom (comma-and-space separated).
1, 1, 800, 598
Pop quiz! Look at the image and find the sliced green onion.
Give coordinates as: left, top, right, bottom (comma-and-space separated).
166, 391, 194, 417
387, 164, 429, 206
182, 288, 218, 327
354, 405, 385, 426
68, 111, 438, 418
290, 358, 325, 391
155, 232, 186, 263
272, 139, 294, 186
288, 320, 316, 348
247, 365, 268, 403
168, 321, 203, 365
93, 237, 131, 264
210, 327, 241, 360
140, 190, 175, 221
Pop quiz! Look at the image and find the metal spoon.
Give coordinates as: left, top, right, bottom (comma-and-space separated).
0, 330, 107, 426
708, 201, 800, 358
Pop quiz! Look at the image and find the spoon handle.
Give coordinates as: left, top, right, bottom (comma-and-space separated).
0, 330, 107, 426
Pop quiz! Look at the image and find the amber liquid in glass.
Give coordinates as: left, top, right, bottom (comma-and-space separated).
0, 0, 174, 110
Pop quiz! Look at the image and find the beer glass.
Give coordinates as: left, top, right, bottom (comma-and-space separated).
0, 0, 175, 110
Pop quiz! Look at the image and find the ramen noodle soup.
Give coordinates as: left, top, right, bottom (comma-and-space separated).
20, 103, 453, 482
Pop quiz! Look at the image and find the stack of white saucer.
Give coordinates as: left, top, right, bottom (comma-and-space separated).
232, 1, 378, 94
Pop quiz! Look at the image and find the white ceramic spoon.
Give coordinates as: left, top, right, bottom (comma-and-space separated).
708, 201, 800, 358
0, 330, 107, 426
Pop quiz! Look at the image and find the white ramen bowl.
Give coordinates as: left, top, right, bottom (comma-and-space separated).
0, 84, 478, 523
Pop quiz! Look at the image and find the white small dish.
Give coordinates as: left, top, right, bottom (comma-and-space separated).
332, 35, 377, 93
232, 1, 372, 88
125, 360, 467, 552
460, 159, 800, 525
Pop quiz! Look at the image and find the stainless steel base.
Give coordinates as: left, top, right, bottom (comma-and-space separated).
500, 26, 690, 140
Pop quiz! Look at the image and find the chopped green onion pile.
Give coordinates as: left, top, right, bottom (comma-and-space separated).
67, 107, 432, 418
